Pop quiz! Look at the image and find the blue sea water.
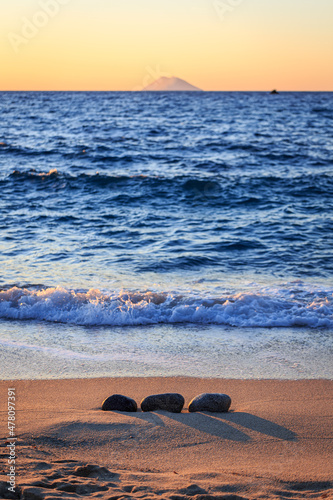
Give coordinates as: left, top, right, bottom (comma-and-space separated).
0, 91, 332, 379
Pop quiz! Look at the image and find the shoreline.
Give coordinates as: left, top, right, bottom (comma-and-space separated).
3, 374, 333, 380
1, 377, 332, 499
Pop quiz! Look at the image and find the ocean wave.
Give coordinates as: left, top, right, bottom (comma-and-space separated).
11, 168, 59, 178
5, 168, 333, 192
0, 144, 55, 157
0, 285, 332, 328
312, 107, 333, 118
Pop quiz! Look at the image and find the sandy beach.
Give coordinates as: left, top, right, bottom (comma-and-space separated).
0, 378, 332, 499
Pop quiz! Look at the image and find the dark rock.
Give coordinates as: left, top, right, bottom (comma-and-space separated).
270, 89, 279, 94
101, 394, 137, 412
188, 393, 231, 413
141, 393, 185, 413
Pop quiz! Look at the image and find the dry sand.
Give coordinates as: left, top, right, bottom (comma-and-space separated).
0, 378, 332, 499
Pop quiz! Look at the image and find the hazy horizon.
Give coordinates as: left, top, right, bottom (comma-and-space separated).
1, 89, 333, 92
1, 0, 332, 91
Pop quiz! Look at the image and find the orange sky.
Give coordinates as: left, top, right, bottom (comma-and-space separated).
1, 0, 332, 90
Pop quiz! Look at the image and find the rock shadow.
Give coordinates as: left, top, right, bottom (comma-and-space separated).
122, 410, 166, 427
216, 412, 297, 441
163, 412, 251, 442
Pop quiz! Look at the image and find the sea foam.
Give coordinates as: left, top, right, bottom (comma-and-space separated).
0, 285, 332, 328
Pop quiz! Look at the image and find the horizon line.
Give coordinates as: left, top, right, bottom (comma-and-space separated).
1, 89, 332, 93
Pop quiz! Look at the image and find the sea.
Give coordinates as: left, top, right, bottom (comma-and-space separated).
0, 91, 332, 380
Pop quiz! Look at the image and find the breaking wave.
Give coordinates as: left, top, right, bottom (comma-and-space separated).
0, 285, 332, 328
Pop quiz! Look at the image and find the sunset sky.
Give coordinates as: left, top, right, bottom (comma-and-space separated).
1, 0, 332, 91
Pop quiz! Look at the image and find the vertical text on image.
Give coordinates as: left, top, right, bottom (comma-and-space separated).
7, 388, 17, 495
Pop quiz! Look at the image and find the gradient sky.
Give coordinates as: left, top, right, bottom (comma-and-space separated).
1, 0, 333, 90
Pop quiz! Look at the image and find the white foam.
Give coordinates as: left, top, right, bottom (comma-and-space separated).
0, 284, 332, 328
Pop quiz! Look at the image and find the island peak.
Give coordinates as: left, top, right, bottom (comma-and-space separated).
143, 76, 202, 92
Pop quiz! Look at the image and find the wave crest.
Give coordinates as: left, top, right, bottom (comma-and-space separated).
0, 285, 332, 328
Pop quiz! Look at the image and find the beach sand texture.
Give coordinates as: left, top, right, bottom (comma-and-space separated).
1, 378, 332, 499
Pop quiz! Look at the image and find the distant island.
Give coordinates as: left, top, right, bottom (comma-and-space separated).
142, 76, 202, 92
